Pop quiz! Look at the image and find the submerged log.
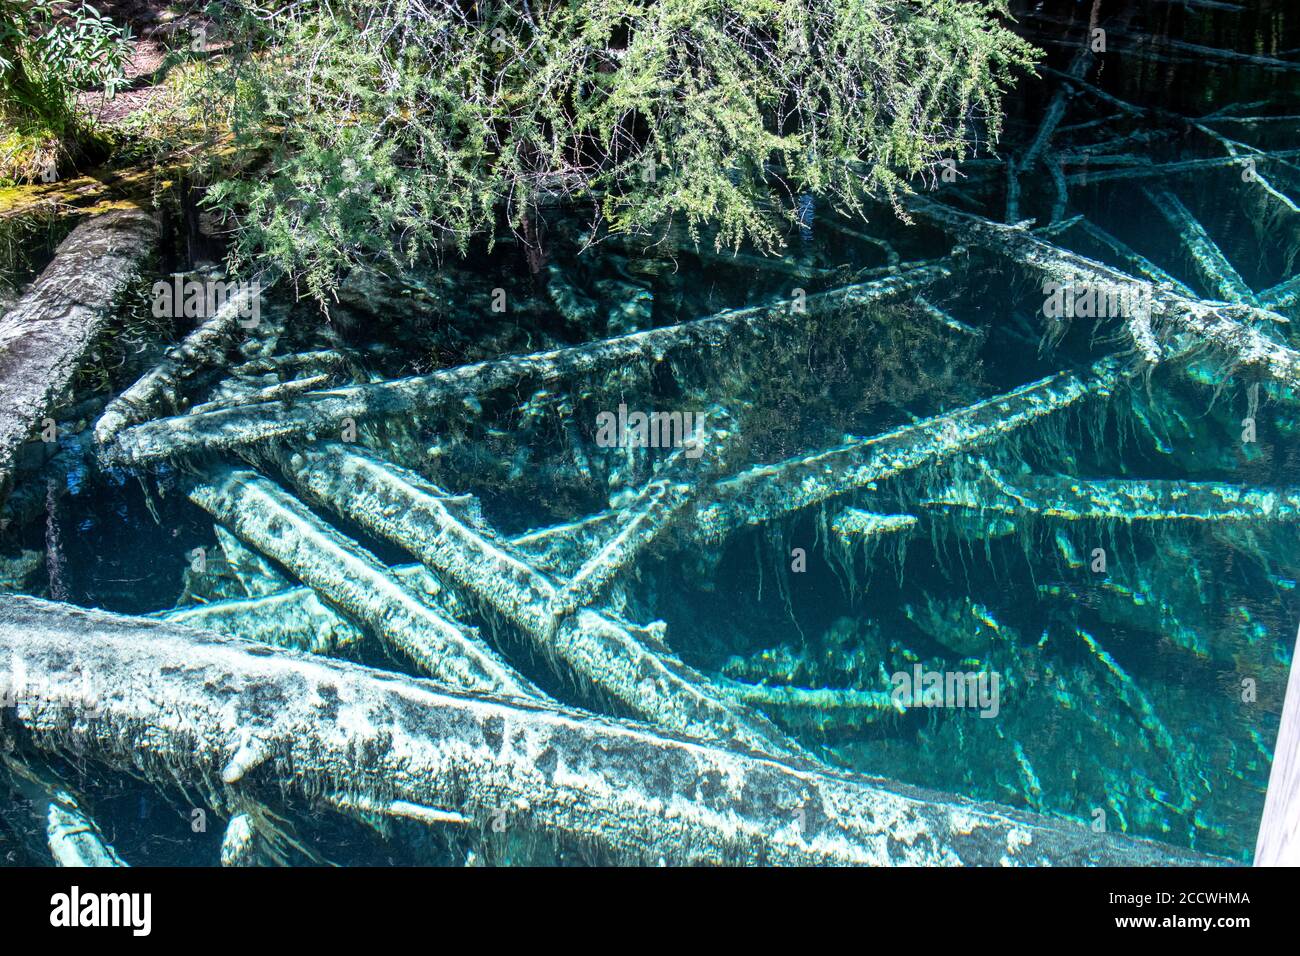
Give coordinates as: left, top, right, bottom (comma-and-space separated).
715, 677, 907, 735
1263, 274, 1300, 312
905, 194, 1300, 383
0, 208, 157, 499
1069, 219, 1196, 298
553, 478, 691, 618
98, 265, 950, 468
927, 469, 1300, 524
276, 442, 802, 761
694, 357, 1124, 540
1141, 187, 1261, 306
156, 560, 466, 655
1065, 152, 1300, 187
159, 584, 365, 654
0, 597, 1220, 866
1, 755, 126, 867
93, 282, 263, 448
215, 525, 291, 597
187, 466, 537, 700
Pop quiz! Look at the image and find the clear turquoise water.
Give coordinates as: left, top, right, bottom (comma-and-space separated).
2, 0, 1298, 865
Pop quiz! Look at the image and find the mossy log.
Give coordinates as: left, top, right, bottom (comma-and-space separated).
98, 265, 950, 468
186, 465, 537, 700
276, 442, 803, 761
906, 194, 1297, 381
0, 596, 1222, 866
0, 207, 157, 500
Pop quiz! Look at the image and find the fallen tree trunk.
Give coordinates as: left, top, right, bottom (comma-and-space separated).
276, 442, 803, 761
1065, 152, 1300, 187
98, 265, 951, 468
187, 466, 538, 700
1263, 274, 1300, 312
158, 584, 365, 654
0, 208, 157, 500
1070, 219, 1196, 297
0, 596, 1220, 866
693, 357, 1124, 540
904, 194, 1299, 384
1141, 187, 1261, 306
927, 469, 1300, 524
552, 478, 691, 617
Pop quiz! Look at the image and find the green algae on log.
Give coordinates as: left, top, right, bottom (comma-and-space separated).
0, 596, 1227, 867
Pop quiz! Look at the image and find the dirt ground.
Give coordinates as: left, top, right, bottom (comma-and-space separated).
80, 1, 202, 125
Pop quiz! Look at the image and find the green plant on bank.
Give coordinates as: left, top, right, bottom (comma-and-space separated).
192, 0, 1037, 303
0, 0, 132, 183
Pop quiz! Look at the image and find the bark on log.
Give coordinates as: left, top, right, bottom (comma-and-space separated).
0, 596, 1222, 866
0, 208, 157, 500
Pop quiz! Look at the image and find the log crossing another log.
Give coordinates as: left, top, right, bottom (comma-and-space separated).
0, 597, 1225, 866
186, 466, 538, 700
97, 265, 951, 468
